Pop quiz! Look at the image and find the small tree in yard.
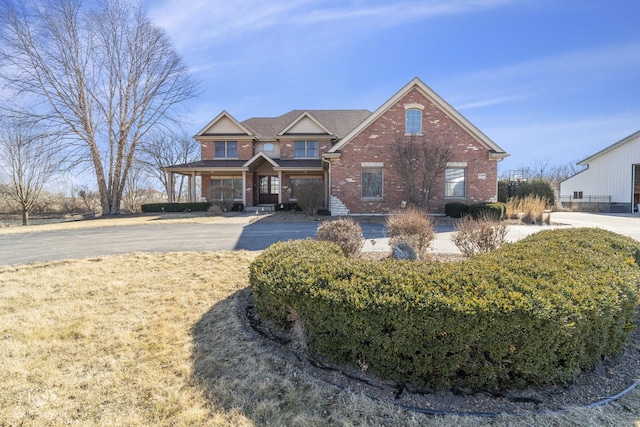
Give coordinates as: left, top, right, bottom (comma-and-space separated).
78, 185, 100, 213
293, 179, 324, 218
0, 118, 58, 225
394, 135, 452, 211
121, 163, 155, 213
211, 186, 236, 212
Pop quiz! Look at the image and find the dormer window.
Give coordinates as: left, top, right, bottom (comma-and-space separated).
405, 109, 422, 135
294, 140, 318, 158
214, 141, 237, 158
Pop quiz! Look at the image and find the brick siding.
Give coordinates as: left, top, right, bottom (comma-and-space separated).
330, 88, 498, 214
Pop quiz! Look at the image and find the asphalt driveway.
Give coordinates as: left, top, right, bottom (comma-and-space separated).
0, 212, 638, 266
0, 218, 386, 266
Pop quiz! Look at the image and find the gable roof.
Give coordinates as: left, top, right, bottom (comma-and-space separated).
327, 77, 508, 159
241, 110, 372, 140
578, 129, 640, 165
195, 110, 255, 137
278, 111, 334, 136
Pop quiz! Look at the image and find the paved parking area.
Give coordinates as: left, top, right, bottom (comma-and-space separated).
0, 212, 638, 266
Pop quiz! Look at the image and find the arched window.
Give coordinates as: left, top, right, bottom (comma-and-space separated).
405, 109, 422, 134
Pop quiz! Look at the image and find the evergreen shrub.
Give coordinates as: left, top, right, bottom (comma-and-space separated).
445, 202, 469, 218
249, 228, 640, 391
141, 202, 212, 212
469, 202, 506, 220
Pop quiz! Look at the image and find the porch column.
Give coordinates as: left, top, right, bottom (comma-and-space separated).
242, 171, 247, 207
189, 172, 197, 202
278, 170, 283, 204
167, 171, 174, 203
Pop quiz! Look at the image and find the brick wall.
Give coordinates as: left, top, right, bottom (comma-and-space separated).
200, 139, 253, 160
330, 88, 498, 214
279, 138, 333, 160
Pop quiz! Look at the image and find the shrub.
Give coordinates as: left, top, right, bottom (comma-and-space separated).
294, 180, 324, 218
316, 218, 363, 257
469, 202, 506, 220
444, 202, 469, 218
250, 229, 640, 391
207, 204, 223, 216
500, 179, 555, 205
141, 202, 211, 213
451, 214, 508, 256
385, 207, 435, 260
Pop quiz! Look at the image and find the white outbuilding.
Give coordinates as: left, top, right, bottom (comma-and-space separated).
560, 130, 640, 213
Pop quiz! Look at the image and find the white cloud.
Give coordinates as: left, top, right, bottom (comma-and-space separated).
454, 40, 640, 87
456, 94, 532, 111
148, 0, 517, 52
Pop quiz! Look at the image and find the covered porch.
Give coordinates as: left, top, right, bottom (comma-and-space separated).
163, 155, 328, 209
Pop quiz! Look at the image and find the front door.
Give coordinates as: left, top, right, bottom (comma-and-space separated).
258, 175, 279, 204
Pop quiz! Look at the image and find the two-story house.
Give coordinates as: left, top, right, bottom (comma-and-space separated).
165, 77, 508, 215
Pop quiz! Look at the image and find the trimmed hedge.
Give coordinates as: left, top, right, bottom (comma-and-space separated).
469, 202, 506, 219
249, 229, 640, 391
141, 202, 211, 212
141, 202, 245, 212
445, 202, 469, 218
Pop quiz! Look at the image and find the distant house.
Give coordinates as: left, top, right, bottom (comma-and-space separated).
164, 77, 509, 215
560, 130, 640, 213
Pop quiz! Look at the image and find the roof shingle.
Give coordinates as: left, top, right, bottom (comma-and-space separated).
241, 110, 372, 139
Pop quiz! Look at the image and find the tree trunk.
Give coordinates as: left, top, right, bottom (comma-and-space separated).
21, 209, 29, 226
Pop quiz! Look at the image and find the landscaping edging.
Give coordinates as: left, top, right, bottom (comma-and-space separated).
238, 287, 640, 416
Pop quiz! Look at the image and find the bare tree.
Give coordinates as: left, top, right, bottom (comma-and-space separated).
137, 131, 199, 202
394, 135, 452, 211
121, 162, 154, 213
0, 118, 58, 225
293, 179, 324, 218
503, 158, 587, 190
0, 0, 199, 215
77, 185, 100, 212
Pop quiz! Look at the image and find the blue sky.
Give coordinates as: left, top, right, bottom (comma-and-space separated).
147, 0, 640, 175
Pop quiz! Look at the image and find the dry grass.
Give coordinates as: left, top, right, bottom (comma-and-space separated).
1, 251, 639, 426
0, 213, 230, 235
316, 217, 363, 257
386, 207, 435, 260
506, 196, 550, 225
451, 214, 508, 256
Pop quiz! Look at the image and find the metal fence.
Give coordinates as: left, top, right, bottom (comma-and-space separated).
557, 195, 616, 212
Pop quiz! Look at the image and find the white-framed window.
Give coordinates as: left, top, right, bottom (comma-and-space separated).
405, 109, 422, 135
214, 141, 238, 158
289, 177, 322, 199
210, 177, 242, 200
294, 140, 318, 158
362, 166, 383, 199
573, 191, 583, 199
445, 167, 466, 197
